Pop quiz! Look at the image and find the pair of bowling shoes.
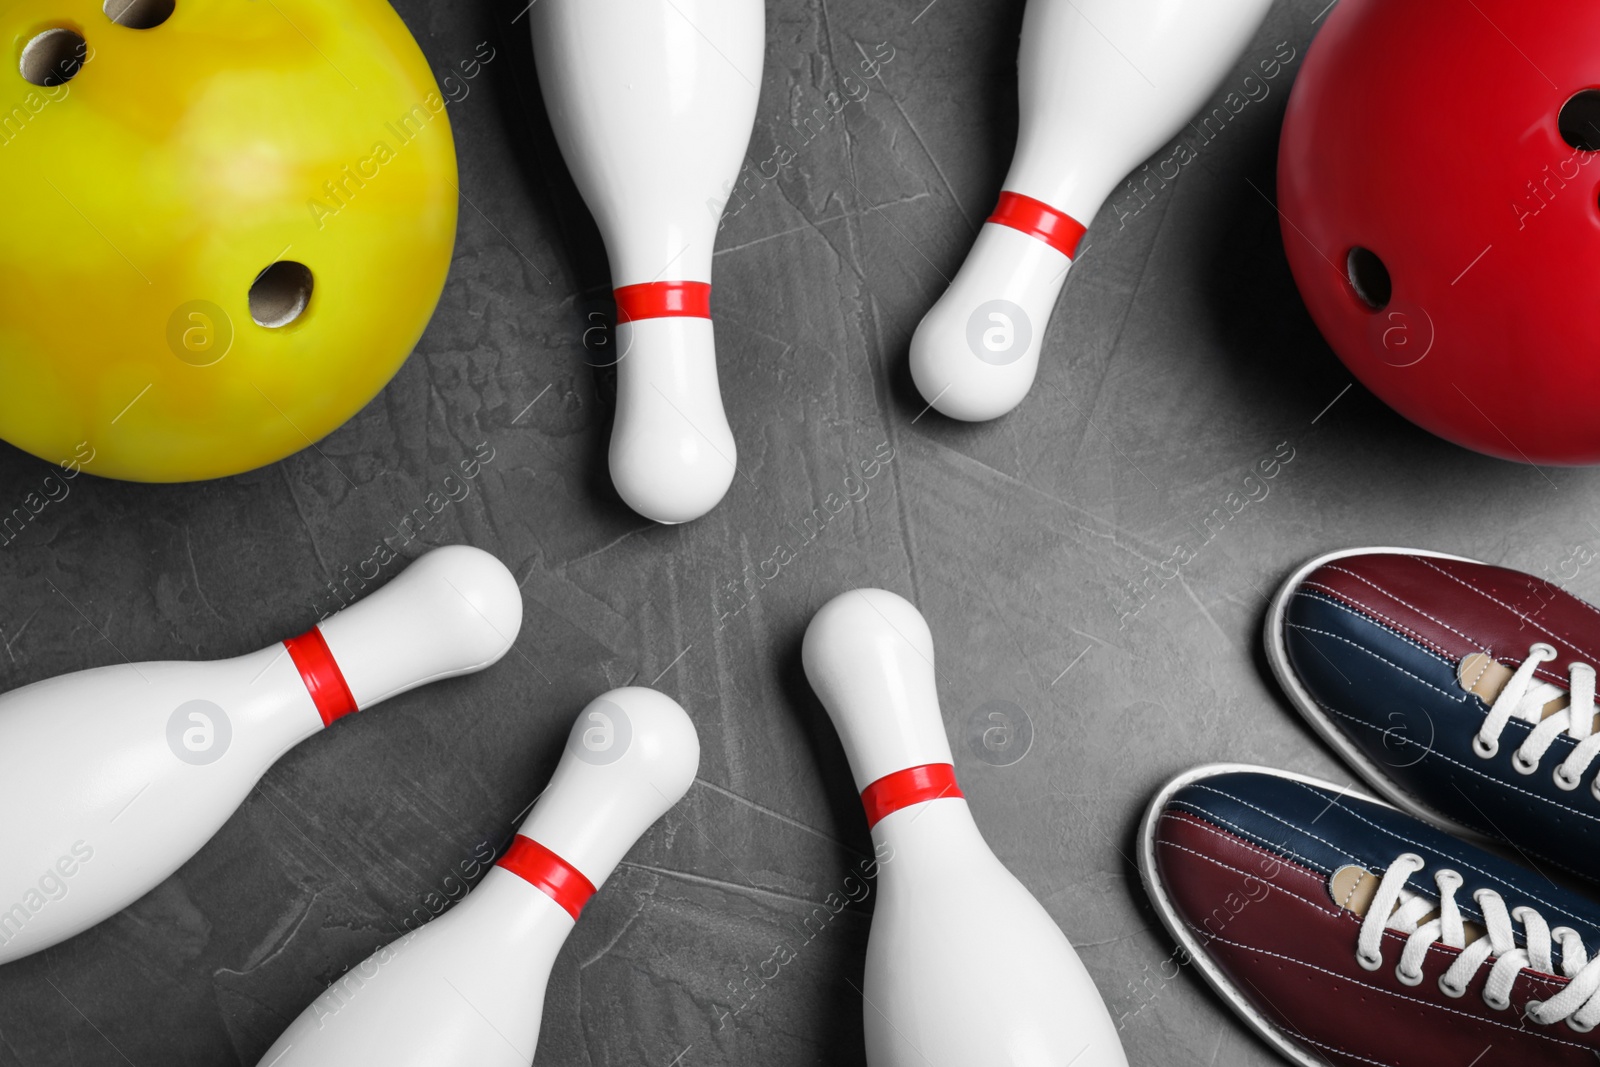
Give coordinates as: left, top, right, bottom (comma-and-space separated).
1140, 549, 1600, 1066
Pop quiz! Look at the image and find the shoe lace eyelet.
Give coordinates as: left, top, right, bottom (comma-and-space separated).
1570, 1015, 1597, 1033
1395, 964, 1424, 987
1532, 642, 1559, 660
1357, 949, 1382, 972
1484, 991, 1511, 1011
1473, 734, 1499, 759
1439, 976, 1466, 998
1513, 750, 1541, 775
1525, 1000, 1547, 1025
1555, 766, 1582, 791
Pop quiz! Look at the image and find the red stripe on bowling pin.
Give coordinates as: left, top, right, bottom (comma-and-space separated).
497, 834, 598, 920
613, 280, 712, 323
987, 191, 1087, 260
859, 763, 964, 830
283, 627, 359, 727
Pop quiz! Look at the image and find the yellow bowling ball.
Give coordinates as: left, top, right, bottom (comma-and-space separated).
0, 0, 457, 480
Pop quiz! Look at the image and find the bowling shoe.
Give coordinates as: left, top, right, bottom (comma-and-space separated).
1265, 547, 1600, 884
1139, 764, 1600, 1067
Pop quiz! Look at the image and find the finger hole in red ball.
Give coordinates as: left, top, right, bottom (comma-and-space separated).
1346, 247, 1391, 311
1558, 89, 1600, 153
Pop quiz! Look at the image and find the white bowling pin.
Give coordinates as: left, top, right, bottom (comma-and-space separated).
531, 0, 763, 524
256, 687, 699, 1066
803, 589, 1127, 1067
0, 545, 522, 965
910, 0, 1272, 421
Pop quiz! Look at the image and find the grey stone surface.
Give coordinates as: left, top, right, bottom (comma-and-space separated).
1, 0, 1589, 1064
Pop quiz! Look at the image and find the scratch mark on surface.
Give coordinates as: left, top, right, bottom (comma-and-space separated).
1176, 577, 1230, 645
1070, 627, 1133, 657
651, 644, 693, 685
854, 289, 923, 607
43, 978, 139, 1066
277, 465, 332, 579
563, 527, 648, 570
578, 882, 655, 970
715, 195, 933, 259
1050, 645, 1092, 686
694, 777, 868, 859
714, 313, 800, 355
876, 82, 975, 233
770, 182, 873, 289
928, 439, 1167, 562
617, 860, 852, 911
1055, 177, 1178, 467
1, 607, 39, 663
1073, 930, 1141, 949
185, 527, 225, 623
212, 887, 329, 977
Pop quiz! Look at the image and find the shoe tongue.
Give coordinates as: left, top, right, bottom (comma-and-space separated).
1329, 863, 1384, 915
1457, 652, 1571, 725
1329, 864, 1487, 945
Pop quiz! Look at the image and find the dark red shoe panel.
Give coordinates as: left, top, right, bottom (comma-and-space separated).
1153, 810, 1594, 1066
1302, 553, 1597, 690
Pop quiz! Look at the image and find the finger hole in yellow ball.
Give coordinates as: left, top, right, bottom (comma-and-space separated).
103, 0, 174, 29
250, 262, 315, 329
19, 28, 86, 87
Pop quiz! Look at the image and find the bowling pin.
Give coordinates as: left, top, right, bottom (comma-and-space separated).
531, 0, 763, 524
803, 589, 1127, 1067
0, 545, 522, 965
256, 687, 699, 1066
910, 0, 1273, 421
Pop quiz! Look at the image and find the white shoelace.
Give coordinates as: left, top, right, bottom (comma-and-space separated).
1358, 853, 1600, 1028
1473, 642, 1600, 796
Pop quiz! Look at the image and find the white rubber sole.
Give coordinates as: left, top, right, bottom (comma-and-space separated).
1261, 545, 1494, 846
1137, 762, 1390, 1067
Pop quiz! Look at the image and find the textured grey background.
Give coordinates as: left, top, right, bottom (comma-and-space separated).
2, 0, 1591, 1064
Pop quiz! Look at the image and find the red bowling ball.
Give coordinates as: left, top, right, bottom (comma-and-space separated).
1279, 0, 1600, 464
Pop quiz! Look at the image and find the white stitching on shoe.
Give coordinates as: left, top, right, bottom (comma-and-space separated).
1411, 558, 1589, 680
1283, 775, 1595, 926
1169, 796, 1335, 875
1153, 823, 1341, 919
1295, 1033, 1405, 1067
1192, 934, 1584, 1050
1298, 578, 1451, 661
1293, 588, 1466, 673
1314, 565, 1480, 650
1183, 781, 1592, 930
1286, 619, 1467, 702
